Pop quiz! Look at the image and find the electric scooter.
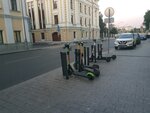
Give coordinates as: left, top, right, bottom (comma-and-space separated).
60, 43, 96, 80
89, 39, 97, 63
97, 42, 116, 62
74, 41, 100, 77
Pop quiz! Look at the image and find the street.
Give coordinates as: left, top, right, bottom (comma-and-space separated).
0, 47, 62, 90
0, 39, 149, 113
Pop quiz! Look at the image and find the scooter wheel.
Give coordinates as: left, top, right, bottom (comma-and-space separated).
66, 76, 69, 80
92, 64, 99, 69
73, 63, 77, 69
106, 57, 111, 62
86, 73, 95, 80
88, 76, 95, 80
94, 69, 100, 77
112, 55, 117, 60
68, 70, 72, 76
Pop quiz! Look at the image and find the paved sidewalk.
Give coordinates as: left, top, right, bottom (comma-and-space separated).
0, 38, 111, 55
0, 42, 64, 55
0, 44, 150, 113
0, 40, 150, 113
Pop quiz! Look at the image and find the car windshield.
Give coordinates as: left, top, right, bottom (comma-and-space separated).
119, 34, 133, 39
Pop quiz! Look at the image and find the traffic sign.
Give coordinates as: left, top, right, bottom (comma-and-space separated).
104, 7, 114, 17
104, 17, 114, 23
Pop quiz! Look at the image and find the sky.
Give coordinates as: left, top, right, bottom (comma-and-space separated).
98, 0, 150, 28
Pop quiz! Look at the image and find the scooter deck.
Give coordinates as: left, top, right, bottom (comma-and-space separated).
73, 71, 95, 79
73, 71, 88, 78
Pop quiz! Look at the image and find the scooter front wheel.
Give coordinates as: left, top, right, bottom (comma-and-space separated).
106, 57, 111, 62
92, 64, 99, 69
112, 55, 117, 60
86, 72, 95, 80
94, 69, 100, 77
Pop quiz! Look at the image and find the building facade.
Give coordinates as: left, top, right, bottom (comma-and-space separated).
26, 0, 100, 42
0, 0, 30, 45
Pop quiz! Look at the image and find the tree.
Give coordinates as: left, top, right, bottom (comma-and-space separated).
144, 10, 150, 30
99, 14, 106, 38
110, 27, 118, 35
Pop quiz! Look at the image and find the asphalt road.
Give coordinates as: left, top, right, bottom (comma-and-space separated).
0, 39, 115, 90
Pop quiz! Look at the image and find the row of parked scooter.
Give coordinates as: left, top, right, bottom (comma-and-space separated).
60, 39, 116, 80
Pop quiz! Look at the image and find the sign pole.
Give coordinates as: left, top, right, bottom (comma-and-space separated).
108, 9, 111, 54
104, 7, 114, 55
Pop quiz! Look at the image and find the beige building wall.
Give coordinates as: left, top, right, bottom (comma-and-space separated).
0, 17, 7, 43
0, 0, 31, 44
26, 0, 100, 42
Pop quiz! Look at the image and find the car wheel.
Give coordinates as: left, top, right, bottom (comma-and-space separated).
134, 43, 136, 48
112, 55, 117, 60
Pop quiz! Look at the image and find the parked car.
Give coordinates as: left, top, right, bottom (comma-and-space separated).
139, 34, 147, 40
134, 33, 141, 44
114, 33, 136, 49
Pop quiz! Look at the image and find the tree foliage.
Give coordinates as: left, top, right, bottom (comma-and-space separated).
99, 15, 106, 38
144, 10, 150, 30
110, 27, 118, 34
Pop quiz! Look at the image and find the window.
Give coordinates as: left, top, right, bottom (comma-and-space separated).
73, 32, 76, 39
0, 0, 2, 9
70, 0, 73, 9
80, 3, 82, 13
71, 15, 73, 24
80, 17, 82, 26
41, 2, 46, 28
32, 33, 35, 43
86, 32, 88, 37
31, 2, 36, 29
85, 5, 86, 14
89, 32, 91, 39
0, 30, 3, 44
89, 7, 90, 15
38, 3, 42, 29
54, 15, 58, 24
41, 33, 45, 39
53, 0, 58, 9
89, 19, 91, 26
85, 18, 87, 26
28, 2, 36, 29
11, 0, 17, 11
14, 31, 21, 43
95, 9, 97, 17
81, 30, 83, 38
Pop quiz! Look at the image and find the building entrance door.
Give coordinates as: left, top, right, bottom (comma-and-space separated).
52, 32, 61, 41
